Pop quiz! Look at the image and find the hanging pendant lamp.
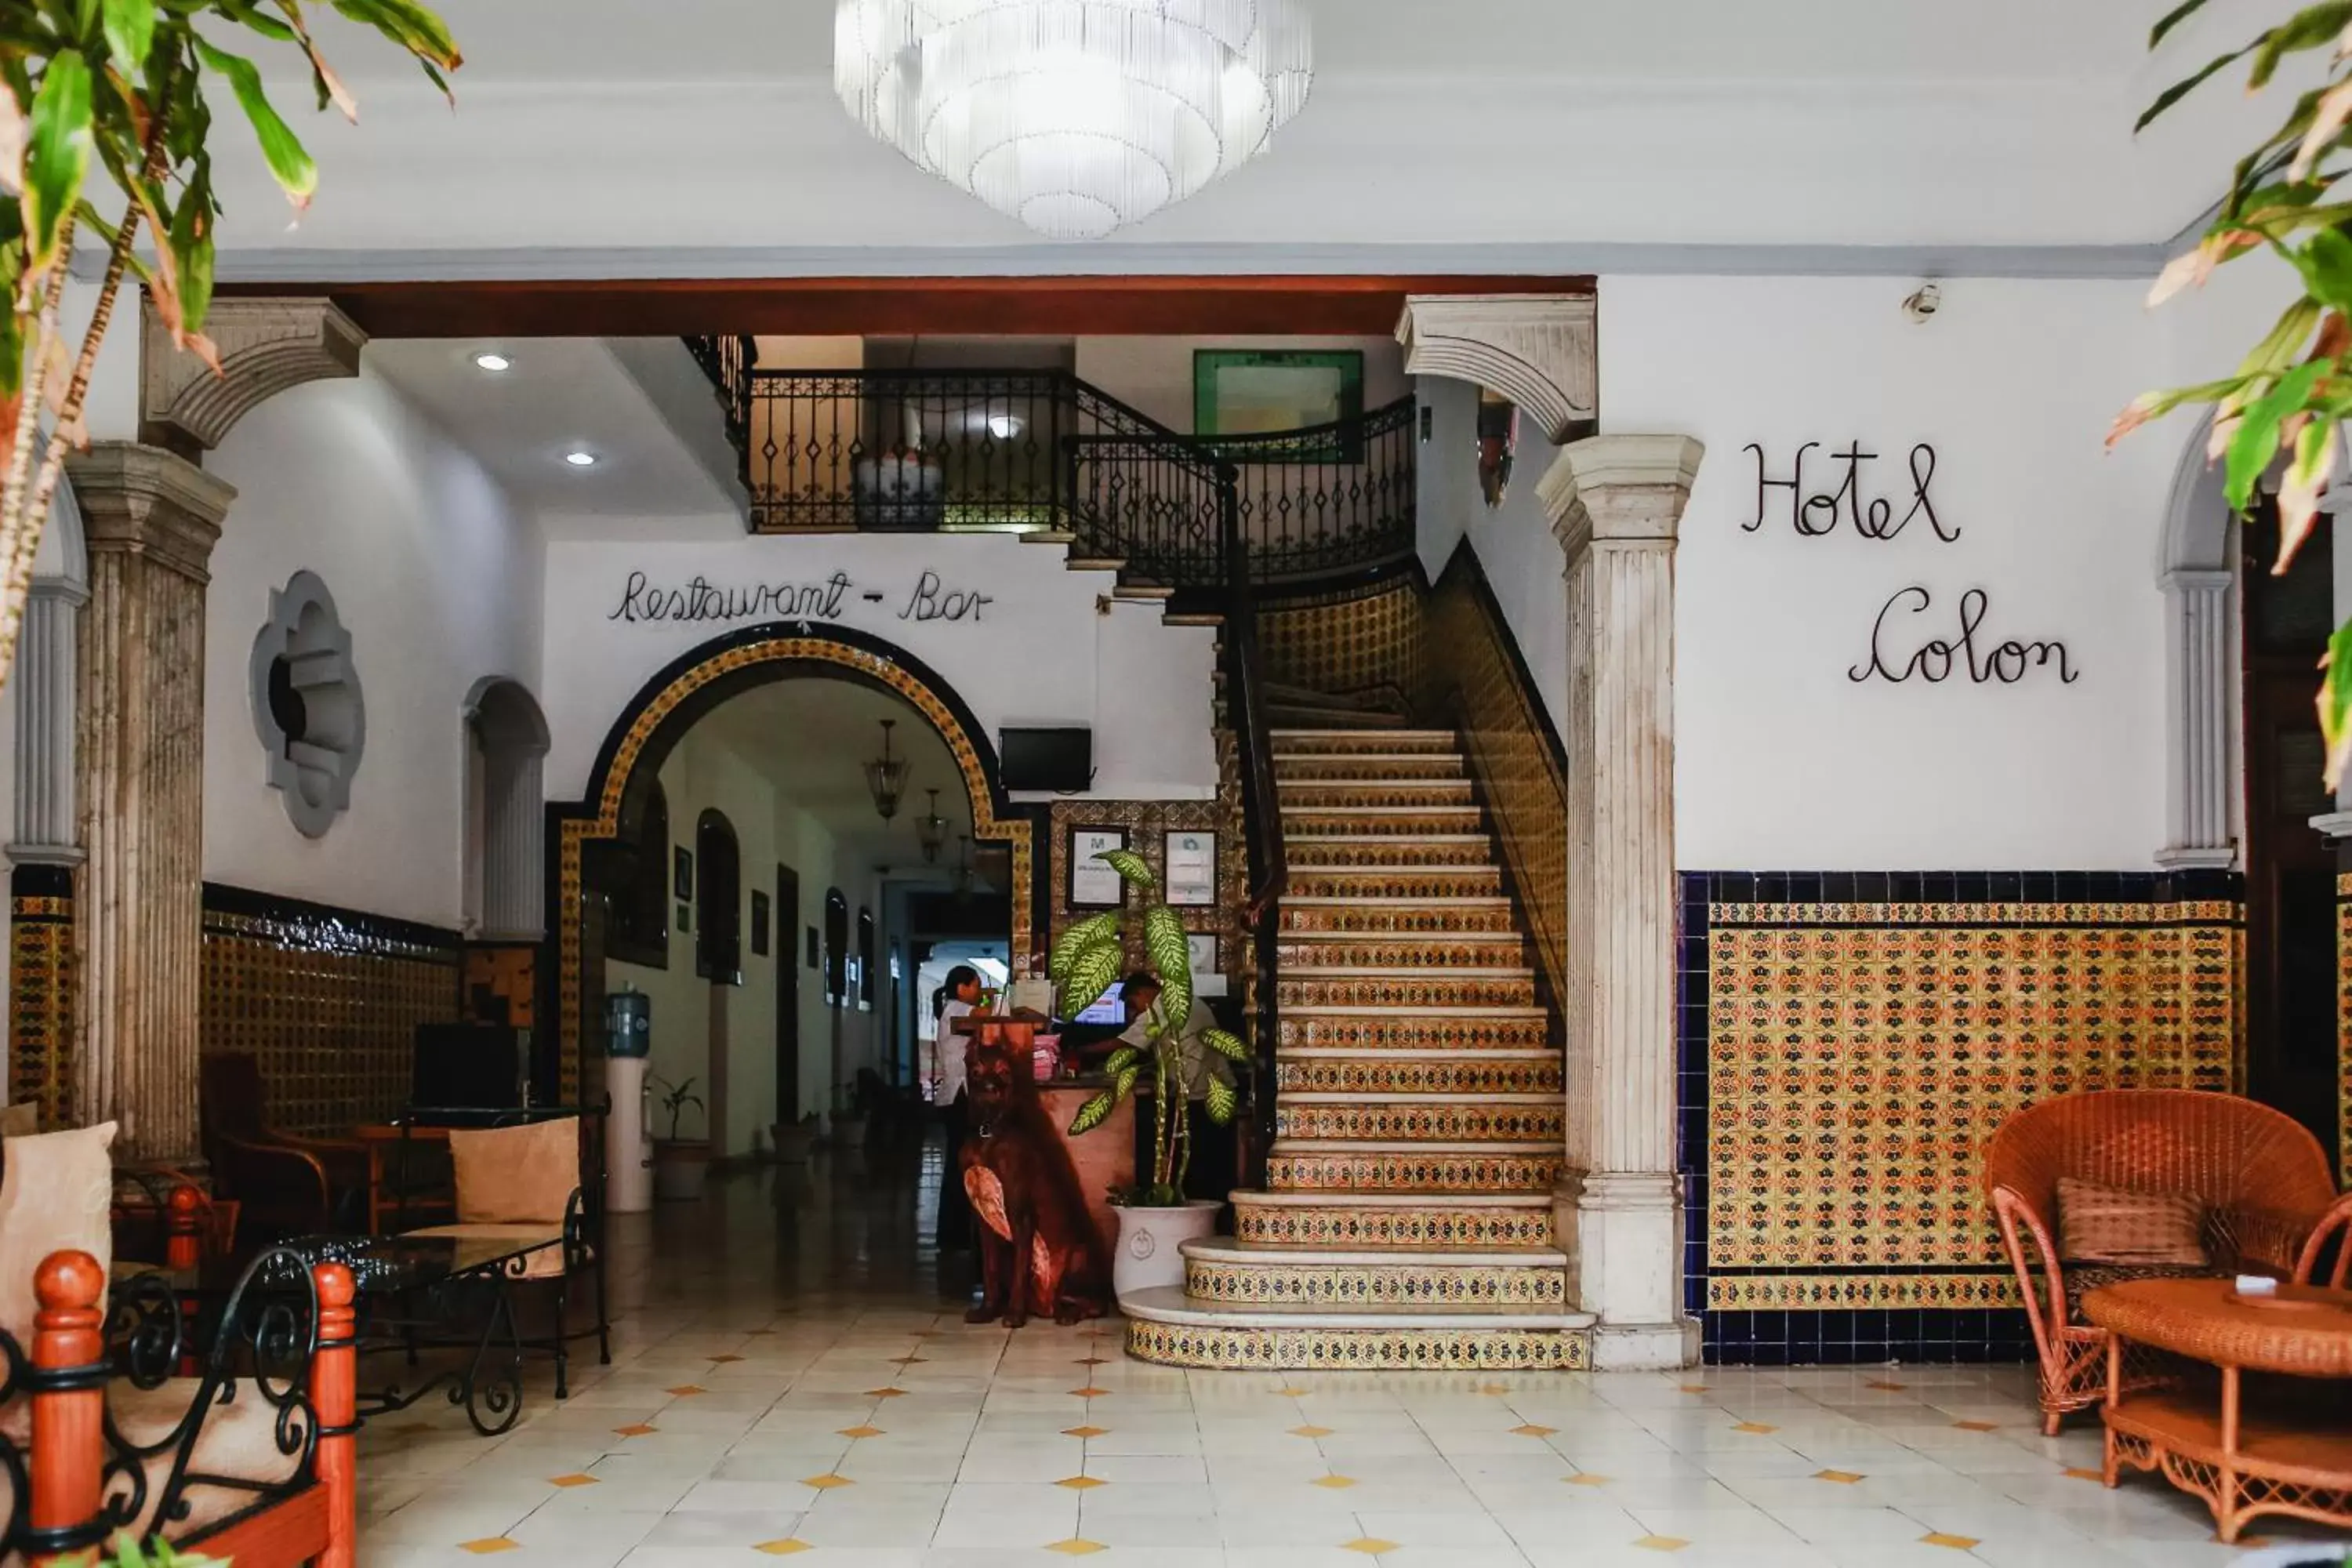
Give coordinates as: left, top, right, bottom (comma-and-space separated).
916, 788, 950, 863
835, 0, 1316, 241
865, 719, 910, 821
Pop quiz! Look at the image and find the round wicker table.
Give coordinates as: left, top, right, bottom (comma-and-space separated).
2082, 1278, 2352, 1542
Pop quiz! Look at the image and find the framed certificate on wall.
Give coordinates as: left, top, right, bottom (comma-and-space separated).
1164, 830, 1217, 906
1069, 826, 1128, 908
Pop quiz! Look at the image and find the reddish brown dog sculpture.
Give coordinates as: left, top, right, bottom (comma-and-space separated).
960, 1029, 1110, 1327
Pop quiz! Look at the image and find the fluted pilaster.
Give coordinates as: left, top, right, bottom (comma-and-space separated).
9, 582, 87, 864
2158, 568, 2237, 869
67, 442, 234, 1163
482, 747, 546, 939
1540, 433, 1703, 1367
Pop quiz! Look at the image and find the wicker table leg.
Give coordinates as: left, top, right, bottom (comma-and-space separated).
2103, 1330, 2123, 1487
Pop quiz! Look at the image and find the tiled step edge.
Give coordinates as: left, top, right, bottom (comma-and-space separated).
1120, 1286, 1594, 1370
1180, 1241, 1570, 1308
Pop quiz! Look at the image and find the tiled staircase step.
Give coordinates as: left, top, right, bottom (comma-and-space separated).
1281, 808, 1486, 837
1286, 837, 1497, 869
1275, 1050, 1563, 1097
1272, 753, 1467, 781
1276, 780, 1477, 808
1280, 898, 1519, 935
1277, 1008, 1551, 1051
1232, 1191, 1560, 1250
1275, 1094, 1566, 1144
1120, 1287, 1593, 1370
1276, 934, 1526, 969
1287, 866, 1506, 897
1179, 1240, 1570, 1308
1269, 729, 1462, 753
1266, 1143, 1566, 1193
1278, 970, 1537, 1008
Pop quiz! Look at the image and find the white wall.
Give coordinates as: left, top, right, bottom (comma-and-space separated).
539, 532, 1218, 804
202, 366, 545, 926
605, 722, 883, 1156
1600, 275, 2176, 871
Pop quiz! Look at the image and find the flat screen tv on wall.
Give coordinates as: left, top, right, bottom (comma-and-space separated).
1000, 727, 1093, 793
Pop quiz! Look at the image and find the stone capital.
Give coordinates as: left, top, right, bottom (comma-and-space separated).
1395, 293, 1597, 443
65, 441, 237, 585
1541, 434, 1705, 561
141, 296, 365, 453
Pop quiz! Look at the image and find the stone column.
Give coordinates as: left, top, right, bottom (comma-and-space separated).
67, 442, 236, 1163
2158, 568, 2238, 869
1540, 433, 1704, 1370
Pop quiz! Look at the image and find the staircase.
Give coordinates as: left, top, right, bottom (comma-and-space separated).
1122, 728, 1593, 1370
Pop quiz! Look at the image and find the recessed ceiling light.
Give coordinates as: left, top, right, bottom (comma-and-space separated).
564, 449, 597, 467
472, 351, 514, 372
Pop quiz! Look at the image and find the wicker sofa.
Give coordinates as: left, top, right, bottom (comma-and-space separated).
1984, 1089, 2339, 1434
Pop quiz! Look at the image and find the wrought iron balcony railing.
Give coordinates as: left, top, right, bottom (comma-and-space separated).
688, 339, 1415, 590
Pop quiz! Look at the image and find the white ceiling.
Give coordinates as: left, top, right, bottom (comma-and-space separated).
691, 678, 990, 886
190, 0, 2292, 272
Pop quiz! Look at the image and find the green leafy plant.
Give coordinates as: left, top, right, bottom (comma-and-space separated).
651, 1073, 705, 1143
1051, 849, 1248, 1207
2116, 0, 2352, 784
74, 1530, 223, 1567
0, 0, 463, 689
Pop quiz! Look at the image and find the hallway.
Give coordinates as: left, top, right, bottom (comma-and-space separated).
354, 1140, 2292, 1568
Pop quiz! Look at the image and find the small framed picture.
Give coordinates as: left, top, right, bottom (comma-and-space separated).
673, 847, 694, 900
1069, 826, 1128, 909
1195, 349, 1365, 460
806, 927, 821, 970
1185, 933, 1219, 977
675, 902, 691, 934
1164, 829, 1217, 906
750, 891, 771, 957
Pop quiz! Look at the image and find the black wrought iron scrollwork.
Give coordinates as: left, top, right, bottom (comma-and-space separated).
102, 1245, 323, 1548
105, 1269, 186, 1391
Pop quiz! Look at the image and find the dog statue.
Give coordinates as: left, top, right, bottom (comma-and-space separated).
960, 1027, 1111, 1327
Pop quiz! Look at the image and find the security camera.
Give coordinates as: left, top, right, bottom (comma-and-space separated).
1902, 282, 1942, 323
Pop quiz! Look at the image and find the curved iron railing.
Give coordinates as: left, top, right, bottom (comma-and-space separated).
1214, 395, 1418, 583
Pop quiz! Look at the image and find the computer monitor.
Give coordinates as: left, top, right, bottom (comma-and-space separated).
1070, 982, 1126, 1026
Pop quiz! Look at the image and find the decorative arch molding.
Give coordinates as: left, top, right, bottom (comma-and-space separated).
2158, 416, 2238, 870
465, 676, 552, 941
1396, 293, 1598, 445
553, 622, 1037, 1099
11, 467, 89, 864
140, 296, 365, 453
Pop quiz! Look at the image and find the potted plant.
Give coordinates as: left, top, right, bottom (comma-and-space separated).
771, 1111, 819, 1164
1052, 848, 1247, 1300
649, 1073, 711, 1201
827, 1083, 869, 1151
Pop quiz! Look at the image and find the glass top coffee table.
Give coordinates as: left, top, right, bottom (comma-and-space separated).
114, 1229, 565, 1436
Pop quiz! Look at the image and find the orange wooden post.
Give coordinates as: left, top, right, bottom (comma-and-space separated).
165, 1183, 203, 1271
28, 1250, 107, 1567
311, 1260, 359, 1568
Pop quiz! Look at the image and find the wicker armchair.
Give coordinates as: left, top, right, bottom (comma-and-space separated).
1984, 1089, 2338, 1434
2298, 1192, 2352, 1288
198, 1053, 368, 1240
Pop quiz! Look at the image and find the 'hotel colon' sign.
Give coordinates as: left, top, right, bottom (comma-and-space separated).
1744, 442, 2078, 687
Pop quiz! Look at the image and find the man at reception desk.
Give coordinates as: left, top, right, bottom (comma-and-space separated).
1113, 971, 1237, 1205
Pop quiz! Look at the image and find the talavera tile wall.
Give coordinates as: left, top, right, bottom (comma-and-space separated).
1681, 869, 2244, 1364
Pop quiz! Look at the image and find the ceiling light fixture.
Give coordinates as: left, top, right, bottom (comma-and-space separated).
563, 449, 597, 468
472, 351, 514, 372
865, 718, 910, 821
916, 787, 949, 863
835, 0, 1315, 241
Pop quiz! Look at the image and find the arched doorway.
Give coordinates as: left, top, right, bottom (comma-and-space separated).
553, 624, 1037, 1108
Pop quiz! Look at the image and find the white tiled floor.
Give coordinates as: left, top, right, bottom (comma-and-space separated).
354, 1142, 2345, 1567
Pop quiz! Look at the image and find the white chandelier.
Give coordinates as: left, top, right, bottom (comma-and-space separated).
835, 0, 1315, 241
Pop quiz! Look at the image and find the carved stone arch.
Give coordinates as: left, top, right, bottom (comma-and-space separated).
2158, 414, 2249, 870
140, 296, 366, 454
1396, 293, 1599, 444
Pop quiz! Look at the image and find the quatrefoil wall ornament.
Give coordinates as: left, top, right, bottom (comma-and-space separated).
249, 570, 365, 838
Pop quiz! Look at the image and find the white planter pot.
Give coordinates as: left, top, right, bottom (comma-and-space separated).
1112, 1201, 1221, 1302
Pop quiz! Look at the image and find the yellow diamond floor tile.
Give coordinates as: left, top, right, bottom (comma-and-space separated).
352, 1142, 2316, 1568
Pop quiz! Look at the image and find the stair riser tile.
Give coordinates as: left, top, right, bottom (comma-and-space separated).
1184, 1259, 1567, 1308
1279, 975, 1536, 1008
1276, 938, 1526, 969
1276, 1059, 1563, 1096
1276, 1104, 1566, 1143
1276, 1016, 1550, 1051
1127, 1321, 1591, 1371
1232, 1201, 1560, 1250
1270, 735, 1461, 756
1268, 1151, 1565, 1192
1279, 905, 1519, 935
1274, 757, 1466, 781
1282, 811, 1485, 838
1287, 868, 1506, 897
1276, 783, 1477, 808
1287, 844, 1497, 872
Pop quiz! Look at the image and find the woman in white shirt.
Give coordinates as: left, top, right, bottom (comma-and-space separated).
934, 966, 983, 1252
